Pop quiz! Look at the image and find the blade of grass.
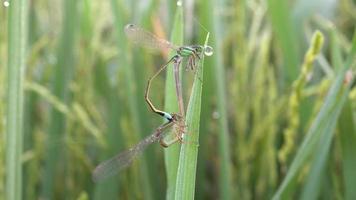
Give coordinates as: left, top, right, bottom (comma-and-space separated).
163, 4, 183, 200
174, 33, 210, 200
42, 1, 78, 198
267, 0, 300, 85
23, 4, 41, 198
330, 28, 344, 72
132, 2, 164, 197
300, 116, 334, 199
332, 27, 356, 200
196, 0, 218, 197
201, 0, 233, 198
111, 11, 154, 200
273, 31, 356, 199
6, 1, 28, 200
92, 90, 122, 199
91, 3, 122, 199
93, 1, 153, 199
338, 99, 356, 200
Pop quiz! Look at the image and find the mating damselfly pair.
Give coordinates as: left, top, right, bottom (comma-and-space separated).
92, 24, 213, 182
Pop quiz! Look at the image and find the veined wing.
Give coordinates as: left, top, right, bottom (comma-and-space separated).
92, 121, 174, 182
124, 24, 177, 50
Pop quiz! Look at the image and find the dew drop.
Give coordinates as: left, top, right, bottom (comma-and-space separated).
3, 1, 9, 7
176, 0, 182, 6
204, 45, 213, 56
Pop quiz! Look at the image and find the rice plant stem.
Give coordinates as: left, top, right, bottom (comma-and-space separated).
174, 34, 210, 200
6, 1, 28, 200
163, 6, 183, 200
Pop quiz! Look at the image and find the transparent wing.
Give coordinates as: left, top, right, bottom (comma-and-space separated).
92, 148, 137, 182
124, 24, 177, 50
92, 121, 174, 182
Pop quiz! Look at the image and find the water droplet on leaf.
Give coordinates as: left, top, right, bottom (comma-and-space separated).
204, 45, 213, 56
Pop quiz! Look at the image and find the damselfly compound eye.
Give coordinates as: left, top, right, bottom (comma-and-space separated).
204, 45, 213, 56
125, 24, 135, 29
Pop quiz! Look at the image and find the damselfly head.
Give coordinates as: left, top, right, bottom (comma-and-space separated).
191, 45, 213, 56
125, 24, 135, 29
124, 24, 136, 37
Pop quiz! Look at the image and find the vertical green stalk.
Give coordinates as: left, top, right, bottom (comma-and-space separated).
105, 0, 153, 199
93, 89, 122, 200
339, 99, 356, 200
92, 1, 123, 198
174, 34, 210, 200
267, 0, 300, 85
164, 5, 183, 200
197, 0, 233, 198
212, 7, 232, 200
196, 0, 216, 197
203, 0, 233, 198
133, 1, 163, 197
6, 0, 28, 200
42, 0, 78, 198
333, 29, 356, 200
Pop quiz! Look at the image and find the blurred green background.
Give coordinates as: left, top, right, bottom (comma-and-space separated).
1, 0, 356, 199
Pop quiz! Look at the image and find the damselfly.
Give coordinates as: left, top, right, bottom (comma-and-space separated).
125, 24, 213, 121
92, 114, 183, 182
92, 24, 212, 182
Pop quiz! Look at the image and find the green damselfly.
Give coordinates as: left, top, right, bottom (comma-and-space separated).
92, 24, 212, 182
125, 24, 213, 121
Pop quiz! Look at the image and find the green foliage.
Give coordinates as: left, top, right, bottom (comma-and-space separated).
279, 31, 325, 165
5, 0, 28, 200
1, 0, 355, 199
175, 33, 210, 200
163, 6, 183, 200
